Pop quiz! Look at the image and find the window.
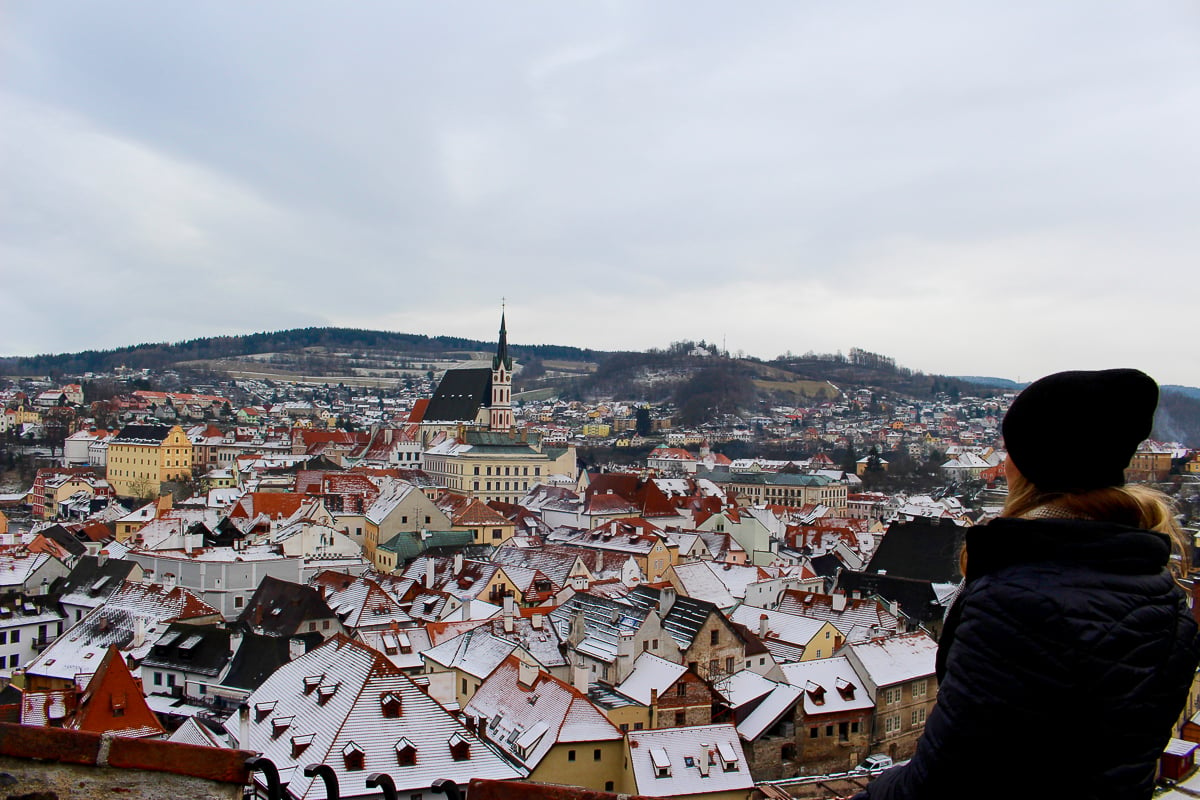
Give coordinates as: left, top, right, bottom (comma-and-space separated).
11, 631, 18, 642
676, 683, 687, 697
710, 630, 719, 646
235, 596, 244, 609
0, 632, 6, 645
809, 727, 818, 739
167, 674, 176, 687
725, 656, 735, 673
634, 722, 643, 730
911, 707, 928, 727
154, 672, 162, 686
674, 711, 686, 725
825, 725, 833, 737
912, 679, 928, 699
643, 641, 649, 651
851, 721, 860, 733
839, 721, 849, 741
568, 750, 576, 761
885, 686, 902, 705
462, 678, 468, 695
593, 749, 601, 761
884, 714, 901, 734
605, 782, 614, 792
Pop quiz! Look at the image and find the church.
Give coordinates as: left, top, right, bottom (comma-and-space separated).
418, 312, 576, 504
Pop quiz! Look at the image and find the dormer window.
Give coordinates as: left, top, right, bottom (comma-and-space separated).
395, 738, 417, 766
805, 681, 826, 705
836, 677, 856, 700
317, 683, 339, 705
342, 741, 365, 771
303, 674, 324, 695
650, 747, 671, 778
448, 732, 471, 761
271, 715, 294, 738
254, 701, 276, 722
380, 692, 402, 718
291, 733, 315, 758
717, 741, 740, 772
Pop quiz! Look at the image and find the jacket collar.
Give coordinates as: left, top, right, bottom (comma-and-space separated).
965, 517, 1172, 581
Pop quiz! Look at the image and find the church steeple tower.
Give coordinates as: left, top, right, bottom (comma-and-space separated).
489, 304, 514, 431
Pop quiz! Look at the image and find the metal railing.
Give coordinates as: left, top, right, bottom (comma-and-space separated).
245, 757, 464, 800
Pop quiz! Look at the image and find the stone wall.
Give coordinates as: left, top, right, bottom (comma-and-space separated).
0, 722, 251, 800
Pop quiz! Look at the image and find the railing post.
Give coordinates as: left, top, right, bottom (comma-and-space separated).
245, 755, 282, 800
366, 772, 399, 800
305, 763, 341, 800
431, 778, 462, 800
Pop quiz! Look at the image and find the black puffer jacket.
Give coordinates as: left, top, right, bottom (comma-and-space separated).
855, 517, 1200, 800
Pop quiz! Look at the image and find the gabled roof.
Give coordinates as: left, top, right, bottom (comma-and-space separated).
310, 572, 412, 630
865, 518, 965, 584
111, 425, 175, 445
55, 646, 165, 738
626, 724, 753, 796
628, 586, 724, 651
140, 623, 232, 678
775, 590, 901, 643
614, 652, 688, 705
237, 576, 336, 637
464, 655, 621, 770
779, 656, 874, 716
421, 626, 518, 679
422, 368, 492, 423
843, 631, 938, 692
243, 635, 522, 797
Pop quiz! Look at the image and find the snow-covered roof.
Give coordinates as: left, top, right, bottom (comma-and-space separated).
844, 632, 937, 693
464, 656, 621, 770
615, 652, 688, 705
626, 724, 754, 796
779, 656, 874, 716
244, 635, 522, 798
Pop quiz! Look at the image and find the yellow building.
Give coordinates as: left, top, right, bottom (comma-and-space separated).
106, 424, 193, 498
465, 657, 626, 792
583, 423, 612, 438
423, 429, 576, 505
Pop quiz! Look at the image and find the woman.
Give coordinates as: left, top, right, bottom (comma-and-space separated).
854, 369, 1200, 800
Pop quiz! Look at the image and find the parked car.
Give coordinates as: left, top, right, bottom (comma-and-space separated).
853, 754, 894, 773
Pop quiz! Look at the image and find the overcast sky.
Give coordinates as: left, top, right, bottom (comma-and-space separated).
3, 2, 1198, 386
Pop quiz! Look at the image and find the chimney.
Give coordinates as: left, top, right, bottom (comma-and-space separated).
572, 660, 590, 693
503, 595, 515, 633
461, 598, 472, 620
453, 552, 464, 575
759, 613, 769, 639
531, 613, 543, 631
96, 550, 108, 568
288, 636, 306, 661
162, 573, 177, 590
831, 592, 847, 612
658, 586, 677, 617
425, 558, 435, 589
478, 716, 489, 741
517, 659, 539, 689
133, 618, 146, 648
238, 703, 250, 749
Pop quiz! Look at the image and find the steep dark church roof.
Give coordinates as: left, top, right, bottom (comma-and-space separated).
421, 367, 492, 423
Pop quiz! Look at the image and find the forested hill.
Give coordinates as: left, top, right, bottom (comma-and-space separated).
0, 327, 606, 375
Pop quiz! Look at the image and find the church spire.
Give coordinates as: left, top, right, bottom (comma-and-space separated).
493, 303, 512, 372
489, 304, 514, 431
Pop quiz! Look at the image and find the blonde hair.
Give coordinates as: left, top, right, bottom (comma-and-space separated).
958, 470, 1189, 576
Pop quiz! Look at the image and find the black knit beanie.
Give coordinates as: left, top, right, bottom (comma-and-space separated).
1001, 368, 1158, 492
